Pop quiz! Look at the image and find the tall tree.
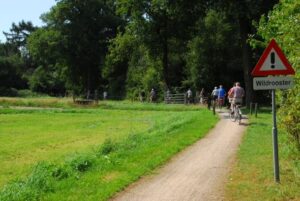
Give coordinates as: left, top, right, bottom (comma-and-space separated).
103, 30, 136, 98
185, 10, 241, 91
116, 0, 207, 88
3, 20, 37, 49
41, 0, 123, 96
216, 0, 279, 106
27, 28, 66, 94
0, 52, 25, 95
0, 21, 37, 95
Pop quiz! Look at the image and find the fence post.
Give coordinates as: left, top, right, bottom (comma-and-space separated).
250, 102, 253, 115
255, 103, 258, 118
95, 90, 98, 104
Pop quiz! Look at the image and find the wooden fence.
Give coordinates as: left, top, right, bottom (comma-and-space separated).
164, 93, 186, 104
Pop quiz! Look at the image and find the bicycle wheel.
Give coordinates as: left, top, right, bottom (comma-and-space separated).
219, 98, 224, 109
238, 108, 242, 124
229, 109, 234, 121
229, 105, 236, 121
234, 110, 238, 122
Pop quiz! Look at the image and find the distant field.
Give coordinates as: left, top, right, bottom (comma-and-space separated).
0, 99, 218, 201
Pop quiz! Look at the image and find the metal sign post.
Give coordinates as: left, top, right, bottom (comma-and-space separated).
271, 89, 280, 183
251, 39, 295, 183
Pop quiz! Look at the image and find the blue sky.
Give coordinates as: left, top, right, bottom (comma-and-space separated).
0, 0, 57, 42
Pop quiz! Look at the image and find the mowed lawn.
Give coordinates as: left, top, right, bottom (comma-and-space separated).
0, 107, 182, 187
0, 100, 218, 201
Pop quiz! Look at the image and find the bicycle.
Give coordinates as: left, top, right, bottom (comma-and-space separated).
217, 97, 224, 109
229, 103, 242, 124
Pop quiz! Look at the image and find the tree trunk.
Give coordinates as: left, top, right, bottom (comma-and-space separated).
239, 17, 253, 107
87, 66, 91, 99
161, 10, 169, 89
162, 37, 169, 88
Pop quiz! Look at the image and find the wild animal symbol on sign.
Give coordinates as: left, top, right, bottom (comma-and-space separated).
251, 39, 295, 76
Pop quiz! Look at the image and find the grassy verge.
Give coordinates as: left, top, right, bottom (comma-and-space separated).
0, 97, 73, 108
226, 109, 300, 201
0, 97, 205, 111
0, 103, 218, 201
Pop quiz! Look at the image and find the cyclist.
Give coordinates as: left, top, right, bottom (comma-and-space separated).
227, 83, 235, 109
217, 85, 226, 108
211, 86, 218, 102
228, 82, 245, 114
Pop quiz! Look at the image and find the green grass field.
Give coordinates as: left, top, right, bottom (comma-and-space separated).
226, 109, 300, 201
0, 99, 218, 200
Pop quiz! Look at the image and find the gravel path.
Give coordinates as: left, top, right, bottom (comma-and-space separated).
111, 111, 247, 201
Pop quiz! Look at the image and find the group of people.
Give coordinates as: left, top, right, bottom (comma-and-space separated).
211, 85, 226, 107
139, 82, 244, 111
209, 82, 245, 113
139, 88, 156, 102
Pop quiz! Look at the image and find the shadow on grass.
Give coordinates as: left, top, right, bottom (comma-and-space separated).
250, 122, 269, 126
239, 122, 251, 127
242, 107, 272, 115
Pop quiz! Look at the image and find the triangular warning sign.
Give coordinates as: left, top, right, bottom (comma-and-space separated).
251, 39, 295, 76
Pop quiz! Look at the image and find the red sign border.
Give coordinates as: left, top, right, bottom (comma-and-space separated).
251, 39, 295, 76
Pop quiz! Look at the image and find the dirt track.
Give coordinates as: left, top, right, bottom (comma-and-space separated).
111, 111, 247, 201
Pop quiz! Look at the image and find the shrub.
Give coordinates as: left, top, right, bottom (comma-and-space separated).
98, 138, 117, 155
26, 162, 54, 192
0, 87, 18, 97
0, 162, 54, 201
51, 165, 71, 180
17, 89, 41, 97
279, 89, 300, 150
0, 181, 37, 201
69, 154, 95, 172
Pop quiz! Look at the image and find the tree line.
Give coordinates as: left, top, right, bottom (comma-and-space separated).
0, 0, 280, 105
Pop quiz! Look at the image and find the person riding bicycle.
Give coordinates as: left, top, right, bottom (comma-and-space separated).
217, 85, 226, 108
211, 86, 218, 102
228, 82, 245, 114
227, 83, 235, 109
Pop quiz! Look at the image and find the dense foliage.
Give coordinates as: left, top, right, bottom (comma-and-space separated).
0, 0, 279, 103
252, 0, 300, 148
185, 10, 242, 91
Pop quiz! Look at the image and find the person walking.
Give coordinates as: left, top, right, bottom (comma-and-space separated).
166, 89, 171, 104
199, 88, 205, 104
103, 91, 108, 100
149, 88, 156, 103
187, 88, 193, 104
